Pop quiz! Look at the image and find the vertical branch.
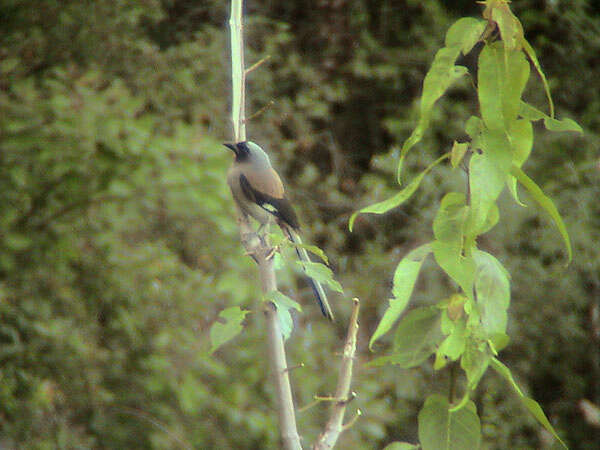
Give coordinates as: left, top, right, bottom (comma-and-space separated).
260, 256, 302, 450
228, 2, 301, 449
314, 298, 361, 449
229, 0, 246, 141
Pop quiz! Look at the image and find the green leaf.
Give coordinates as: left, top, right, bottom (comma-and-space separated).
465, 115, 482, 140
521, 39, 554, 118
398, 40, 467, 182
450, 141, 468, 168
266, 290, 303, 340
490, 2, 523, 52
383, 443, 419, 450
436, 318, 467, 363
510, 166, 572, 263
519, 102, 583, 133
467, 129, 511, 237
478, 44, 503, 131
502, 50, 530, 125
418, 394, 481, 450
491, 358, 568, 449
297, 261, 343, 293
506, 119, 533, 205
392, 307, 443, 368
289, 241, 328, 264
478, 43, 529, 130
461, 341, 492, 389
473, 250, 510, 336
370, 244, 432, 348
432, 240, 476, 300
369, 307, 442, 368
433, 192, 468, 243
445, 17, 487, 54
479, 203, 499, 235
210, 307, 250, 354
350, 153, 449, 231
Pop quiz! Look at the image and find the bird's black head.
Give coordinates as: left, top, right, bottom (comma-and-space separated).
223, 141, 250, 162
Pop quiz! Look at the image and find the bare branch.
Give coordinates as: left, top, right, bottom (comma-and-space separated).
313, 298, 361, 450
228, 2, 301, 449
229, 0, 246, 141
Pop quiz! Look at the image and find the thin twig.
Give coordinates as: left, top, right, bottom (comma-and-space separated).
284, 363, 306, 373
245, 55, 272, 75
244, 100, 275, 123
313, 298, 361, 450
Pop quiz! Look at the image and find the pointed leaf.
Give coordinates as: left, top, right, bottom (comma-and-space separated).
506, 119, 533, 205
370, 244, 432, 348
368, 307, 443, 368
461, 341, 492, 389
473, 250, 510, 336
266, 290, 302, 340
491, 2, 523, 51
478, 43, 529, 130
519, 102, 583, 133
510, 166, 572, 263
445, 17, 487, 54
291, 241, 329, 264
433, 193, 468, 243
467, 128, 511, 236
297, 261, 344, 293
398, 42, 467, 182
350, 153, 449, 231
522, 39, 554, 117
418, 394, 481, 450
491, 358, 568, 449
210, 307, 250, 354
432, 240, 476, 300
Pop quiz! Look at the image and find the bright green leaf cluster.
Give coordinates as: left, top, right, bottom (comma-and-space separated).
356, 1, 582, 448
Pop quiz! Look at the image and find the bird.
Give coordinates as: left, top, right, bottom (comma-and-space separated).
224, 140, 334, 321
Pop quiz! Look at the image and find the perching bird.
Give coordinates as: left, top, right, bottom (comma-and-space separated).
224, 140, 334, 321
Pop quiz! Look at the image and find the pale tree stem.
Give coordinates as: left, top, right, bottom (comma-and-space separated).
313, 299, 361, 450
228, 1, 302, 449
229, 0, 246, 142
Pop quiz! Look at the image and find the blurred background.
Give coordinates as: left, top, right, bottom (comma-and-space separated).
0, 0, 598, 448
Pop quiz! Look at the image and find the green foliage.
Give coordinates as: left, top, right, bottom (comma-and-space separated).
491, 358, 567, 448
296, 260, 344, 294
266, 290, 303, 340
370, 307, 443, 368
357, 1, 584, 448
370, 243, 432, 348
349, 153, 450, 231
210, 307, 250, 354
510, 166, 572, 262
397, 18, 484, 182
418, 394, 481, 450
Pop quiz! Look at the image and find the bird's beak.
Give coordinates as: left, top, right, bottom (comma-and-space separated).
223, 143, 238, 155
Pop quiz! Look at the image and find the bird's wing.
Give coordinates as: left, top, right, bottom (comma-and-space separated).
239, 172, 300, 229
244, 167, 285, 198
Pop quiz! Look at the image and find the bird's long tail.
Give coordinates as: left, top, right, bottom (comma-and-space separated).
283, 226, 334, 321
